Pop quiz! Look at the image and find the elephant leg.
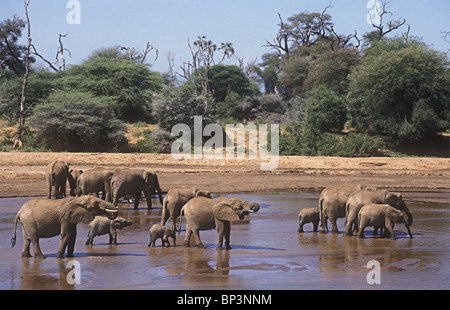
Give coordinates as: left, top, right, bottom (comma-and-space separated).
193, 229, 205, 249
143, 187, 153, 209
66, 227, 77, 257
385, 224, 396, 240
161, 208, 169, 226
319, 214, 328, 233
170, 216, 179, 232
133, 192, 141, 209
21, 227, 32, 257
184, 228, 192, 247
330, 218, 339, 234
297, 220, 304, 233
223, 222, 232, 250
32, 237, 46, 259
216, 221, 224, 249
343, 212, 356, 236
373, 226, 380, 236
113, 230, 118, 245
313, 220, 319, 233
357, 226, 366, 239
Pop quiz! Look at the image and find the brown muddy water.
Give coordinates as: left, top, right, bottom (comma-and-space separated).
0, 192, 448, 290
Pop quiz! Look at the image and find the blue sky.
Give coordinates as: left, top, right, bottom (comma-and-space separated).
1, 0, 449, 73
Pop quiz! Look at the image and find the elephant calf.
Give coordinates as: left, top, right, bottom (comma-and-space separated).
148, 224, 176, 247
86, 216, 132, 245
358, 204, 412, 240
298, 208, 320, 233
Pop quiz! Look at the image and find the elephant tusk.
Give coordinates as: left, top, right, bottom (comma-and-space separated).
247, 210, 254, 213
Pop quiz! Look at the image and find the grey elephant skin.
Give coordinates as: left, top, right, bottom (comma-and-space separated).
111, 169, 163, 209
343, 189, 413, 237
11, 196, 118, 259
298, 208, 320, 233
318, 185, 365, 234
86, 216, 132, 245
180, 197, 260, 250
45, 160, 76, 199
77, 167, 114, 202
358, 204, 412, 239
148, 224, 176, 247
161, 187, 211, 231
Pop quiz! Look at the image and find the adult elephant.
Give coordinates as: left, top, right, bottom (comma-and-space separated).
111, 169, 163, 209
11, 196, 118, 259
343, 189, 413, 237
161, 187, 211, 231
180, 197, 260, 249
318, 184, 366, 234
45, 160, 73, 199
77, 167, 114, 202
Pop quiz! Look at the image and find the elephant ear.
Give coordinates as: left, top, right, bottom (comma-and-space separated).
63, 198, 94, 224
213, 202, 240, 222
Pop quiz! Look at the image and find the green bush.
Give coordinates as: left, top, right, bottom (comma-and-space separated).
28, 90, 127, 151
135, 128, 173, 153
280, 123, 384, 157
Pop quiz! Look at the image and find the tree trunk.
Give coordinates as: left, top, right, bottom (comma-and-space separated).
15, 0, 31, 148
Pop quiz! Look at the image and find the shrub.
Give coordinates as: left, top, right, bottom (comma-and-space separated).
280, 123, 384, 157
135, 128, 173, 153
28, 90, 127, 151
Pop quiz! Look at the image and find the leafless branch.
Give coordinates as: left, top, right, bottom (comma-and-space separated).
30, 44, 59, 72
141, 41, 158, 64
56, 33, 71, 71
370, 0, 406, 38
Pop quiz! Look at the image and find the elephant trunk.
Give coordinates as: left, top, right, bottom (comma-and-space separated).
248, 202, 260, 213
402, 208, 413, 226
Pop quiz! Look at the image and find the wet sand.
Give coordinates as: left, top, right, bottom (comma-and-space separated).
0, 192, 448, 290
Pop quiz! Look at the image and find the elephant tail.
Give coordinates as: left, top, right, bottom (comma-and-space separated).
318, 197, 324, 223
178, 206, 185, 236
11, 214, 20, 248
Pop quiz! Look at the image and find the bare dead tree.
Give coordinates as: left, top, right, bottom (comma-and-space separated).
166, 51, 176, 85
119, 42, 158, 64
119, 45, 133, 61
263, 13, 291, 56
56, 33, 71, 71
30, 44, 59, 72
178, 36, 235, 109
368, 0, 406, 39
15, 0, 31, 148
140, 41, 158, 64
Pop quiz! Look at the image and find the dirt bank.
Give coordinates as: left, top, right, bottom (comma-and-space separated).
0, 152, 448, 198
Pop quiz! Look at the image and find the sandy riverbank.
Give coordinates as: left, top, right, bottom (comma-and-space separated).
0, 152, 448, 199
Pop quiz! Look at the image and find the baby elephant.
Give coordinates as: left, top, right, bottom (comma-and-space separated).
298, 208, 320, 233
86, 216, 132, 245
148, 224, 176, 248
358, 204, 412, 240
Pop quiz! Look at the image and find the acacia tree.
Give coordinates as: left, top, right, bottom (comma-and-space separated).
179, 35, 235, 109
347, 37, 449, 143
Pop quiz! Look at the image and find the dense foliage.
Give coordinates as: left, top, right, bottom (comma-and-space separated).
1, 4, 448, 155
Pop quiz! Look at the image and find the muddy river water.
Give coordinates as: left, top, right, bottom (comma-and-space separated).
0, 192, 448, 290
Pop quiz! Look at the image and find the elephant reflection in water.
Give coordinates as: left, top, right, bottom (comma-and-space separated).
17, 259, 74, 290
164, 248, 230, 283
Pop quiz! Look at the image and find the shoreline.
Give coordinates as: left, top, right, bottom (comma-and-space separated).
0, 152, 448, 200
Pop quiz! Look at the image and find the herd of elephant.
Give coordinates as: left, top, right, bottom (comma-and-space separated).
298, 184, 414, 240
10, 161, 414, 259
10, 160, 260, 258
